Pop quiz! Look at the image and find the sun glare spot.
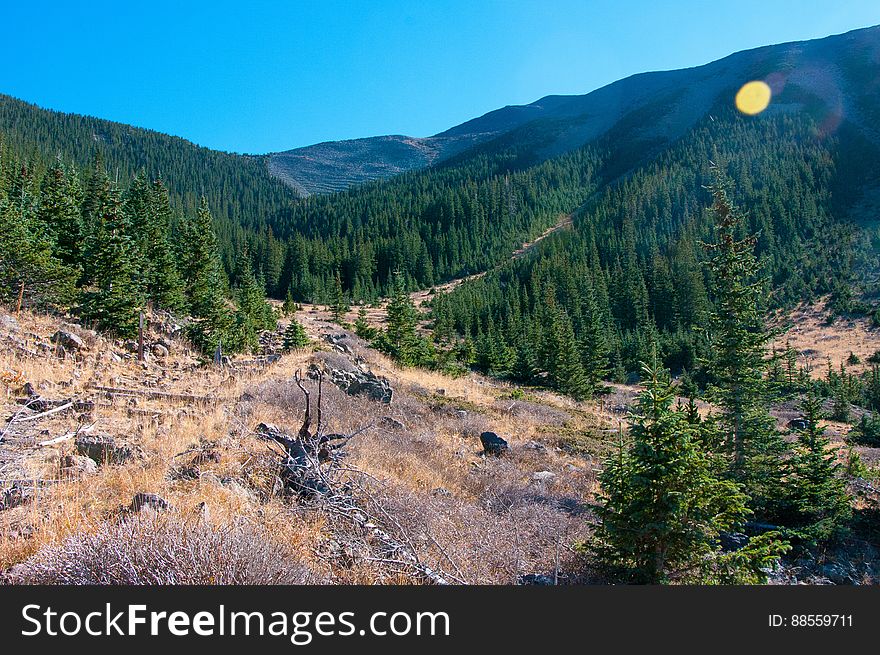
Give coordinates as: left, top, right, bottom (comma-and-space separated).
735, 80, 772, 115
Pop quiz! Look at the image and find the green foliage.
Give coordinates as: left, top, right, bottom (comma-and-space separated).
591, 362, 787, 584
282, 317, 310, 351
329, 269, 349, 324
0, 166, 77, 309
78, 174, 142, 336
231, 248, 276, 353
786, 395, 852, 544
850, 413, 880, 447
353, 306, 377, 340
375, 272, 434, 367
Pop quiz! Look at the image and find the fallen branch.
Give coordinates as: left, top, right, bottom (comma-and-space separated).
91, 385, 230, 404
11, 401, 74, 423
38, 422, 97, 447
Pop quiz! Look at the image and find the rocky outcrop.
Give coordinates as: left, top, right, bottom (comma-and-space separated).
310, 351, 393, 404
75, 434, 135, 465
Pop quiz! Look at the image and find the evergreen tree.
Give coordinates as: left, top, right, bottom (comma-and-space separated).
282, 286, 297, 316
232, 248, 276, 353
79, 177, 141, 336
282, 316, 310, 351
180, 198, 232, 353
592, 362, 788, 583
787, 395, 852, 543
702, 166, 789, 518
379, 271, 423, 366
0, 195, 76, 308
354, 306, 377, 340
37, 158, 82, 268
330, 269, 349, 324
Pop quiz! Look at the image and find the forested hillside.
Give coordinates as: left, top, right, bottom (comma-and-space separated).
0, 94, 295, 269
431, 109, 880, 386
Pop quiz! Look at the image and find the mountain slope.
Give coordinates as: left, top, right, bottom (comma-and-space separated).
268, 24, 880, 195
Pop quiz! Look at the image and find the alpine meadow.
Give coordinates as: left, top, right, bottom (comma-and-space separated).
2, 16, 880, 591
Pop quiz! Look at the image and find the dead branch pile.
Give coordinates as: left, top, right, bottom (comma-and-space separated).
256, 371, 458, 585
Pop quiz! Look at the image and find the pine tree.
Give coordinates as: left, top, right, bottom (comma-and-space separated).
282, 316, 310, 351
354, 306, 377, 340
0, 196, 76, 308
380, 271, 423, 366
788, 395, 852, 543
702, 166, 789, 518
592, 362, 788, 583
544, 303, 591, 400
143, 178, 185, 311
330, 269, 349, 324
282, 286, 297, 316
79, 178, 141, 336
232, 248, 276, 353
180, 198, 232, 353
37, 158, 82, 268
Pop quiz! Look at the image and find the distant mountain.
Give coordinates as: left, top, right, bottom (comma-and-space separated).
269, 24, 880, 195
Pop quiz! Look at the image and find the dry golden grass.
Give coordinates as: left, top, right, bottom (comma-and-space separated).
1, 305, 603, 583
773, 298, 880, 378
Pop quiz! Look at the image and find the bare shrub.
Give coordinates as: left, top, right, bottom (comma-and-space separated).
11, 512, 322, 585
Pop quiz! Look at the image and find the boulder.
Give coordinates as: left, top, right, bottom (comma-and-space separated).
324, 333, 358, 356
480, 431, 508, 456
719, 532, 749, 552
130, 492, 169, 512
531, 470, 556, 483
60, 454, 98, 478
380, 416, 406, 431
51, 330, 84, 351
0, 482, 33, 511
75, 434, 134, 465
0, 314, 19, 332
310, 352, 393, 404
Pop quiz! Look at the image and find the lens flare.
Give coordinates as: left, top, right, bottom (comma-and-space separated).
735, 80, 772, 115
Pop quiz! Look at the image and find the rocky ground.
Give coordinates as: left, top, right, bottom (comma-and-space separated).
0, 303, 877, 584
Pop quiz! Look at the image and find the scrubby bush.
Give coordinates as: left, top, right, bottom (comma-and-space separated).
11, 513, 321, 585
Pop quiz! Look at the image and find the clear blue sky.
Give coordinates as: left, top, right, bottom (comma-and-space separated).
3, 1, 879, 154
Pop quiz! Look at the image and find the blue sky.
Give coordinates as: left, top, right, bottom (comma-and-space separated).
3, 1, 879, 154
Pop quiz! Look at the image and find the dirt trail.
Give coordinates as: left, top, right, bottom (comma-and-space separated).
299, 213, 574, 331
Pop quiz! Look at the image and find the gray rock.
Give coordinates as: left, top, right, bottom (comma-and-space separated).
719, 532, 749, 551
51, 330, 84, 351
517, 573, 556, 585
75, 434, 134, 465
311, 352, 393, 404
523, 440, 547, 452
0, 314, 19, 332
60, 454, 98, 478
480, 431, 508, 456
531, 470, 556, 483
1, 482, 33, 511
130, 492, 169, 512
380, 416, 406, 430
324, 333, 358, 356
820, 562, 860, 586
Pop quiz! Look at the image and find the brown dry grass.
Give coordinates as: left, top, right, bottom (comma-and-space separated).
0, 304, 609, 584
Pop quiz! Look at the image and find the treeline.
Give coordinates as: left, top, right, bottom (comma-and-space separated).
429, 111, 879, 393
0, 94, 294, 272
0, 94, 605, 304
0, 144, 274, 354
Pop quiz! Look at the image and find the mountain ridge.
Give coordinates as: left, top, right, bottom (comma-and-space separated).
267, 23, 880, 195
